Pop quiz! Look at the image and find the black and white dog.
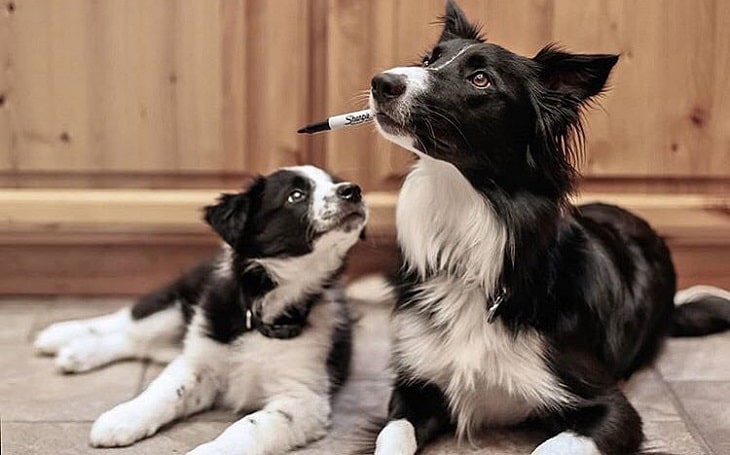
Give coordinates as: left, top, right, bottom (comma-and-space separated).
34, 165, 367, 454
365, 2, 730, 454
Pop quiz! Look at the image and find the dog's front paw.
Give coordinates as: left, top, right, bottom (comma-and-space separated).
89, 403, 155, 447
186, 441, 230, 455
34, 321, 84, 355
374, 419, 417, 455
55, 338, 105, 373
531, 432, 601, 455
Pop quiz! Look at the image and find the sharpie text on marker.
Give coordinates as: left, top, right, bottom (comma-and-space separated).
297, 109, 374, 134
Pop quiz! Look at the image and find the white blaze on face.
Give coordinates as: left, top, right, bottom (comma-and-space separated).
283, 165, 336, 224
424, 43, 478, 72
283, 165, 366, 233
369, 66, 431, 155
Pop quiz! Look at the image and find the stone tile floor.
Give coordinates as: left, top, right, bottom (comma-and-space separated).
1, 297, 728, 454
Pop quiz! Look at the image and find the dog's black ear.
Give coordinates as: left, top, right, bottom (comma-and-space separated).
203, 177, 264, 249
438, 0, 484, 43
534, 44, 619, 102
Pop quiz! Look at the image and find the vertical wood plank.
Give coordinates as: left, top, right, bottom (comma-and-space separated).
173, 0, 223, 172
0, 0, 11, 171
13, 0, 91, 171
221, 0, 247, 172
709, 0, 730, 174
243, 0, 310, 173
323, 0, 377, 187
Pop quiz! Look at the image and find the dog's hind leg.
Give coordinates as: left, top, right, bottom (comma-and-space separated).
35, 258, 215, 373
533, 388, 643, 455
187, 389, 331, 455
90, 354, 219, 447
53, 305, 185, 373
34, 307, 132, 355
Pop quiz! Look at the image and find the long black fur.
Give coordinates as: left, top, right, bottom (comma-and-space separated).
364, 1, 730, 454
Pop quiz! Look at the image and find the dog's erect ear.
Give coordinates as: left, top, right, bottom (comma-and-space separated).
534, 45, 619, 102
438, 0, 484, 43
204, 193, 250, 248
203, 177, 264, 248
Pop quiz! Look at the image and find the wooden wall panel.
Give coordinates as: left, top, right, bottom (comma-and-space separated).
319, 0, 730, 189
0, 1, 11, 171
0, 0, 728, 189
0, 0, 310, 182
710, 0, 730, 175
243, 0, 311, 172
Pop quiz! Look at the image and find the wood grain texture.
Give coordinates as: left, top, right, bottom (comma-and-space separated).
0, 0, 310, 178
317, 0, 730, 188
0, 188, 724, 242
0, 0, 11, 171
0, 0, 727, 188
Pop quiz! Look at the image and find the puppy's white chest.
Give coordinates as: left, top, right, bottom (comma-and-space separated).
219, 302, 335, 412
392, 280, 571, 434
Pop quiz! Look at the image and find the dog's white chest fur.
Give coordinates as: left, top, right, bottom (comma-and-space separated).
396, 157, 506, 289
183, 295, 338, 413
392, 280, 569, 436
394, 158, 571, 436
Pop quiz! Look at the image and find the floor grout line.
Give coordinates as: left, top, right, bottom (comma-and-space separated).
653, 368, 716, 455
25, 302, 53, 344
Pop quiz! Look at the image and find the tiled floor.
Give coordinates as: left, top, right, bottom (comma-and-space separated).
1, 297, 728, 454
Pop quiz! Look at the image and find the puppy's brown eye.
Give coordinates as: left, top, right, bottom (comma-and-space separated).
469, 71, 490, 89
422, 55, 431, 67
287, 190, 306, 204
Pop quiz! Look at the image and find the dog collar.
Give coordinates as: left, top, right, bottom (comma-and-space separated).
241, 289, 318, 339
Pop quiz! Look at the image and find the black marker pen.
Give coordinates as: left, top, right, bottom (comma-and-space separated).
297, 109, 373, 134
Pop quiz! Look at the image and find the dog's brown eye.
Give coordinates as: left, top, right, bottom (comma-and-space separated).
287, 190, 306, 204
469, 71, 490, 89
422, 55, 431, 67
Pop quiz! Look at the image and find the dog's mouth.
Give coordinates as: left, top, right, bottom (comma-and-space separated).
315, 207, 367, 235
374, 111, 404, 132
369, 97, 410, 135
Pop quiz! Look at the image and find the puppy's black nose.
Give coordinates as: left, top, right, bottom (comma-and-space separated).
371, 73, 406, 102
337, 183, 362, 203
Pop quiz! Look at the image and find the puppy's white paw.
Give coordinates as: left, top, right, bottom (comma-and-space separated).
531, 432, 601, 455
55, 342, 97, 373
186, 441, 230, 455
34, 321, 86, 355
374, 419, 418, 455
90, 403, 155, 447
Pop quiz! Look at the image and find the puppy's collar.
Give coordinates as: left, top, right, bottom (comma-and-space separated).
241, 289, 317, 339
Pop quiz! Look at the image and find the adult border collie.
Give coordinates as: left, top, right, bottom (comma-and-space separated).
365, 2, 730, 454
35, 166, 367, 454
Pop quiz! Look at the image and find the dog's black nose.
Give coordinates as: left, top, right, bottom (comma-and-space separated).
337, 183, 362, 203
371, 73, 406, 101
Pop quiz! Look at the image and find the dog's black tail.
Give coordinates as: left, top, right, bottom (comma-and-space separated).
671, 285, 730, 337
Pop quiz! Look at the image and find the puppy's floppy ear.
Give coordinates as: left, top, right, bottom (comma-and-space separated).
534, 44, 619, 103
438, 0, 484, 43
203, 177, 264, 248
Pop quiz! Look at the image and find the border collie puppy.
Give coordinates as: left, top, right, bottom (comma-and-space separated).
34, 165, 367, 454
364, 2, 730, 454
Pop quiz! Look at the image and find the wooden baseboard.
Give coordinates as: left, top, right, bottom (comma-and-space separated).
0, 189, 727, 295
